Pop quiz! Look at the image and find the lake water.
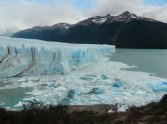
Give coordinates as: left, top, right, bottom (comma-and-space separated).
110, 49, 167, 79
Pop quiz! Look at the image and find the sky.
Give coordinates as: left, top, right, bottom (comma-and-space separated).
0, 0, 167, 30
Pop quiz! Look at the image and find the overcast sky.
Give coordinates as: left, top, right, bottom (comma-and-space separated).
0, 0, 167, 30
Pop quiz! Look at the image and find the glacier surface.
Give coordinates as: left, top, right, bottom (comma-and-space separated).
0, 36, 115, 78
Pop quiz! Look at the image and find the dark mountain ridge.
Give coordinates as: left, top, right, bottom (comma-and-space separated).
12, 11, 167, 48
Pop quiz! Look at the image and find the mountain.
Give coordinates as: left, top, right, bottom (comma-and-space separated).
12, 11, 167, 48
0, 28, 18, 37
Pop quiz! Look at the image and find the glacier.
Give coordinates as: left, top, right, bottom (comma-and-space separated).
0, 36, 115, 78
0, 36, 167, 111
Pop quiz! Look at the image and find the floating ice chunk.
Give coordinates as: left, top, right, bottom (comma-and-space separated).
89, 88, 105, 95
58, 98, 71, 105
113, 79, 123, 88
118, 106, 127, 112
17, 77, 28, 82
14, 101, 24, 108
47, 81, 60, 88
79, 76, 93, 81
0, 102, 5, 107
107, 109, 113, 113
136, 90, 147, 95
101, 74, 109, 80
20, 80, 36, 88
151, 82, 167, 92
67, 89, 80, 99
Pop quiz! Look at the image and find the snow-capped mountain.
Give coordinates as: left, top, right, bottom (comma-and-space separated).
75, 11, 157, 26
32, 23, 71, 30
51, 23, 71, 29
12, 11, 167, 48
76, 14, 111, 26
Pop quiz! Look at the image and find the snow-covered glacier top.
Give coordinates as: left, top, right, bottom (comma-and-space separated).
0, 36, 115, 78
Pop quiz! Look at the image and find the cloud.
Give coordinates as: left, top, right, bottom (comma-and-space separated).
0, 0, 84, 29
0, 0, 167, 30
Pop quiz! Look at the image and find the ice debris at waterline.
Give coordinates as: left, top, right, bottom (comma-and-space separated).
89, 88, 105, 95
67, 89, 80, 99
150, 82, 167, 92
101, 74, 109, 80
113, 79, 123, 88
0, 59, 167, 111
0, 36, 115, 78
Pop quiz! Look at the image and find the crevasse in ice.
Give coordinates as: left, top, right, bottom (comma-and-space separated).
0, 36, 115, 78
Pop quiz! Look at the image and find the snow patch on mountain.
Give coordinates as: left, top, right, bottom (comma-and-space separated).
92, 18, 107, 24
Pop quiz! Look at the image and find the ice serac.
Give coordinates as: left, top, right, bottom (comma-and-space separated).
0, 36, 115, 78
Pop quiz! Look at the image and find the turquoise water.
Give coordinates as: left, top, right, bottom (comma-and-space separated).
0, 87, 33, 108
110, 49, 167, 79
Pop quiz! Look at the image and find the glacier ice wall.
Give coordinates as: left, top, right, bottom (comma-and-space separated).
0, 37, 115, 78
